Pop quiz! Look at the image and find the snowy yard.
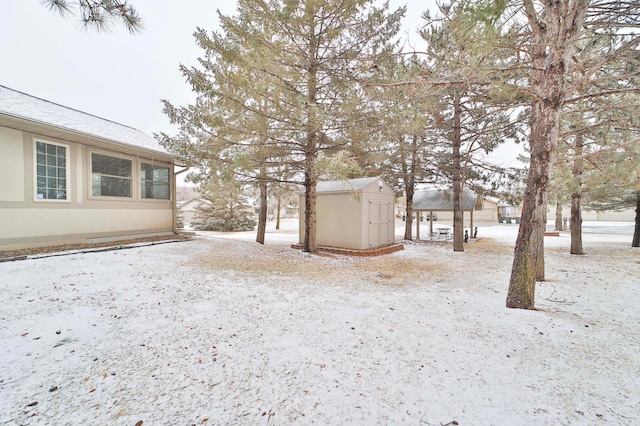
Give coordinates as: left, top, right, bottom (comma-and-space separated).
1, 221, 638, 425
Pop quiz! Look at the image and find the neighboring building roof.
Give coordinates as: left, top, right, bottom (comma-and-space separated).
484, 196, 513, 207
178, 197, 211, 210
316, 176, 382, 193
413, 188, 481, 211
0, 84, 165, 154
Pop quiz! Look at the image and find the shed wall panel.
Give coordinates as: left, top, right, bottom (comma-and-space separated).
316, 193, 363, 249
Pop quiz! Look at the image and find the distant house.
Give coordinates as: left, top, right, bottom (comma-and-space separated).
299, 176, 396, 250
481, 197, 522, 222
178, 197, 211, 229
0, 85, 180, 250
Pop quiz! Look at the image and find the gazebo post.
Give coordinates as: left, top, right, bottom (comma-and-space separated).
430, 211, 434, 237
470, 208, 474, 238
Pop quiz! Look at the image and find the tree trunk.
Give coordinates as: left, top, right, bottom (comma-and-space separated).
570, 192, 583, 254
404, 194, 414, 240
303, 166, 317, 253
633, 191, 640, 248
570, 134, 584, 254
276, 196, 281, 230
507, 82, 562, 309
402, 135, 418, 240
506, 0, 588, 309
452, 92, 464, 252
302, 19, 319, 253
555, 200, 563, 231
256, 169, 268, 244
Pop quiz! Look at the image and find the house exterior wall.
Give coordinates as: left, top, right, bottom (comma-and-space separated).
0, 126, 25, 202
0, 125, 175, 250
556, 205, 635, 222
178, 199, 209, 228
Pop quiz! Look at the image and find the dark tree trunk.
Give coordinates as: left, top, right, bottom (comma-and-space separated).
633, 191, 640, 248
276, 196, 281, 230
452, 92, 464, 252
570, 134, 584, 254
256, 168, 268, 244
303, 164, 317, 253
404, 193, 414, 240
506, 0, 588, 309
302, 23, 319, 253
555, 200, 563, 231
402, 135, 418, 240
570, 192, 583, 254
507, 78, 562, 309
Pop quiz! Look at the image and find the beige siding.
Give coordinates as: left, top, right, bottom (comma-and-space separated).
0, 126, 25, 201
362, 191, 395, 248
0, 207, 172, 249
316, 193, 363, 250
299, 179, 396, 250
0, 127, 175, 250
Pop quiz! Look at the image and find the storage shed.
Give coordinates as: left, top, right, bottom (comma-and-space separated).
299, 176, 396, 250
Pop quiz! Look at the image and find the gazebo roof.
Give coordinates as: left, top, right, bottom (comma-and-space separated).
413, 188, 482, 211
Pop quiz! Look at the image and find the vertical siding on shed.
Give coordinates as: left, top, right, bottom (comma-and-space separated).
298, 179, 396, 250
316, 192, 363, 249
362, 190, 395, 248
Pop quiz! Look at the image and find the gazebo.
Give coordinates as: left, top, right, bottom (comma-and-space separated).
412, 188, 483, 239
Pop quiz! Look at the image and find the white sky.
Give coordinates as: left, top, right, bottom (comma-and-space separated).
1, 0, 433, 137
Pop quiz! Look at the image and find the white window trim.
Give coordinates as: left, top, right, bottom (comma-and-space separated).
88, 150, 135, 200
33, 138, 71, 203
139, 161, 172, 201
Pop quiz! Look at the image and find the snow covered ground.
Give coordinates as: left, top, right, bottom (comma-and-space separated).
1, 220, 638, 425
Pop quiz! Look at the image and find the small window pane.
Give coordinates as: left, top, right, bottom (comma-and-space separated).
140, 162, 170, 200
91, 153, 132, 197
35, 141, 67, 201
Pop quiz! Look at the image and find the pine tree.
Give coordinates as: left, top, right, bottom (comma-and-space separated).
191, 176, 257, 232
159, 0, 405, 253
41, 0, 142, 33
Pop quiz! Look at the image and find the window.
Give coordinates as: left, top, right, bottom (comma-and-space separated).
91, 152, 132, 197
35, 141, 68, 200
140, 162, 170, 200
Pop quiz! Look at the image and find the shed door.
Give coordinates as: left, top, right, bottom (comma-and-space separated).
369, 201, 392, 247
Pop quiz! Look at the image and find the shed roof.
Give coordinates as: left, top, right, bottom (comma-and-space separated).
316, 176, 382, 194
413, 188, 481, 211
0, 85, 166, 154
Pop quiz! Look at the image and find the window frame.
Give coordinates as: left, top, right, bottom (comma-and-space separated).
89, 150, 135, 200
33, 138, 71, 203
139, 161, 172, 201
